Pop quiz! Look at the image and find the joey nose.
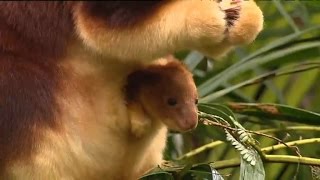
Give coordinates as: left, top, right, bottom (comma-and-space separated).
178, 111, 198, 132
184, 118, 198, 131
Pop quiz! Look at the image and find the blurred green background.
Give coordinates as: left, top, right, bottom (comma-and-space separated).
162, 1, 320, 180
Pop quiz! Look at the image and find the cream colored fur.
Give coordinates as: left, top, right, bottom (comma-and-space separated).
7, 44, 167, 180
74, 0, 263, 60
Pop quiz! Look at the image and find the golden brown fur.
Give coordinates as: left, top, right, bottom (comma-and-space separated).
0, 1, 263, 179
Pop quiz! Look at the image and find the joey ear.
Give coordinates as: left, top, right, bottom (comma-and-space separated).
126, 70, 161, 101
127, 70, 159, 86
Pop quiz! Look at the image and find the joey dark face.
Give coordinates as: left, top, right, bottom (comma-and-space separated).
138, 66, 199, 132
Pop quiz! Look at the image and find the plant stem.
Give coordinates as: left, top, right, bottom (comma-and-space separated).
212, 158, 240, 169
258, 126, 320, 133
212, 155, 320, 170
176, 140, 224, 160
262, 138, 320, 153
265, 155, 320, 166
180, 118, 307, 161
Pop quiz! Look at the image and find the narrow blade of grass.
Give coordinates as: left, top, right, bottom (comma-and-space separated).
226, 102, 320, 125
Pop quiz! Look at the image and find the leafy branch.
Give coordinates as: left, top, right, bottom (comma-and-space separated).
177, 111, 320, 171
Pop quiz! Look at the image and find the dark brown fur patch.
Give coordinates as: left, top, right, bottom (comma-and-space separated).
125, 59, 191, 103
0, 2, 74, 57
0, 55, 63, 170
126, 69, 161, 102
77, 1, 168, 29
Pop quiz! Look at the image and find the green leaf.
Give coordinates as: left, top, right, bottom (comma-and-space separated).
183, 51, 204, 71
198, 104, 234, 126
226, 102, 320, 125
285, 68, 319, 106
182, 163, 224, 180
200, 103, 236, 120
140, 172, 174, 180
199, 41, 320, 97
198, 26, 320, 97
200, 62, 320, 102
272, 0, 300, 33
240, 26, 320, 65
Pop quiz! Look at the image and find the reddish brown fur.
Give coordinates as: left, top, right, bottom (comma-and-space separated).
0, 56, 63, 170
0, 1, 169, 171
0, 2, 73, 170
0, 2, 74, 57
126, 60, 193, 102
126, 59, 198, 132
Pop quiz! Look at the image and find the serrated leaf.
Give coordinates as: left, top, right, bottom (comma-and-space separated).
238, 130, 245, 135
240, 149, 249, 155
250, 160, 256, 166
232, 141, 239, 146
243, 153, 250, 160
240, 151, 265, 180
240, 136, 249, 143
237, 146, 245, 151
246, 155, 253, 162
239, 133, 248, 139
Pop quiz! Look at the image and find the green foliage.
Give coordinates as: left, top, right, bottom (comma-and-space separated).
142, 1, 320, 180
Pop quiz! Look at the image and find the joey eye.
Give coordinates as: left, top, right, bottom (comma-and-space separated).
195, 98, 198, 104
167, 98, 177, 106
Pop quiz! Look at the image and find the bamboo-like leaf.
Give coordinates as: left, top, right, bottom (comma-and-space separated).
198, 26, 320, 97
242, 26, 320, 65
272, 0, 300, 33
199, 104, 248, 130
199, 41, 320, 97
226, 102, 320, 125
200, 63, 320, 102
200, 103, 236, 120
183, 51, 204, 71
198, 104, 234, 126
